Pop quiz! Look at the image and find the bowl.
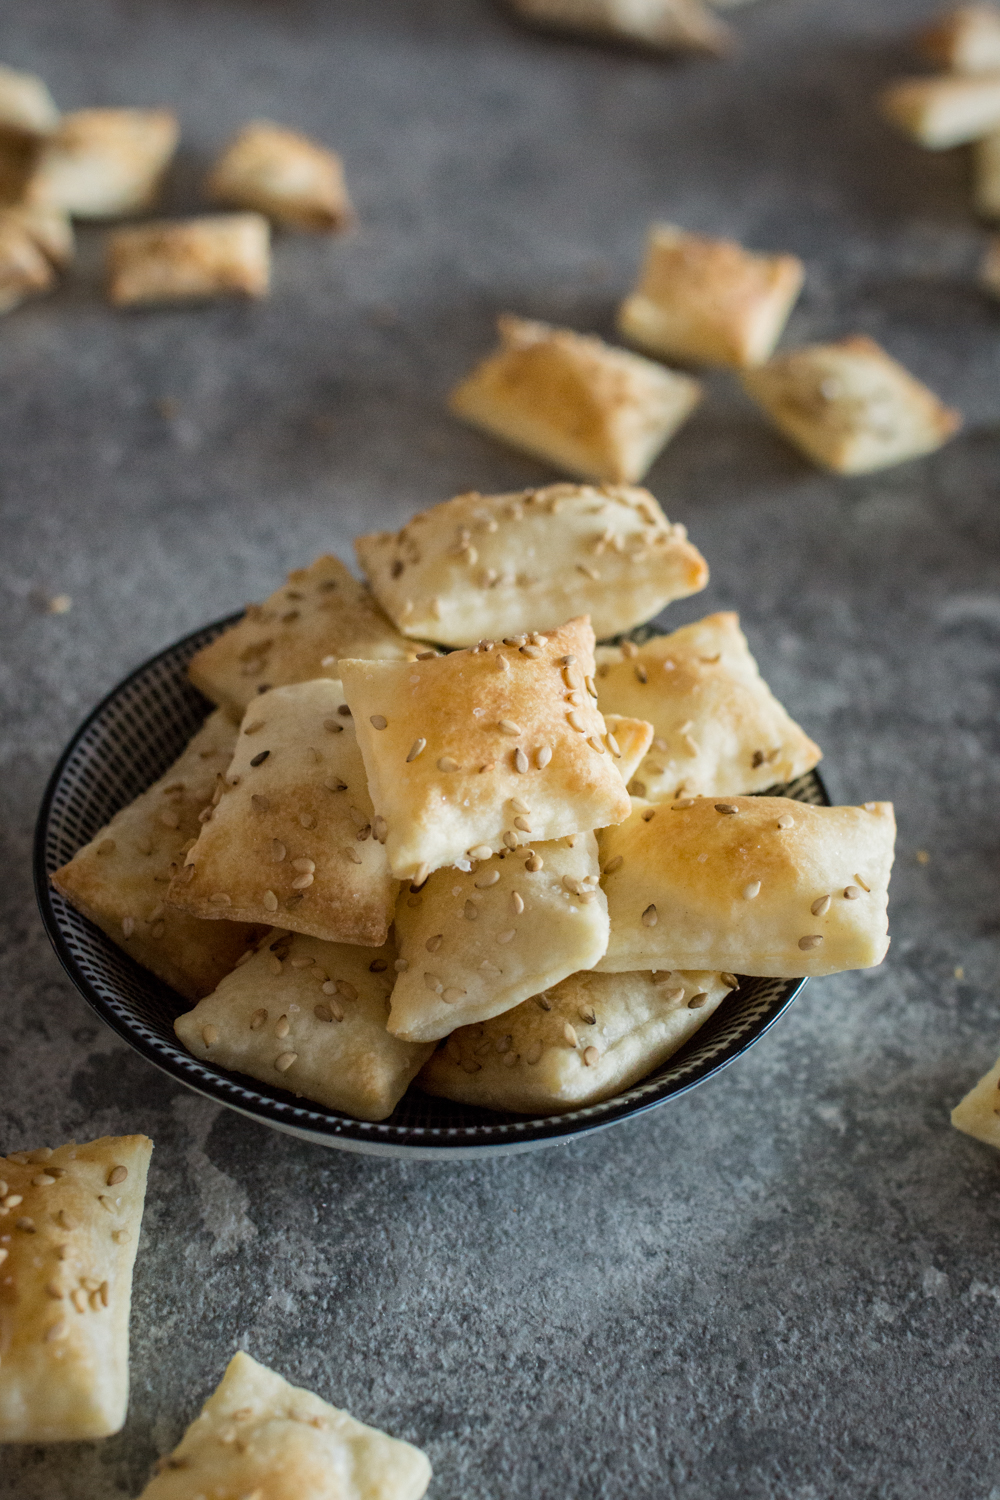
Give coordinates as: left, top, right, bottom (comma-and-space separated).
34, 615, 828, 1160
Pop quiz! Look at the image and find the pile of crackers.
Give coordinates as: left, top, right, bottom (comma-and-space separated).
52, 483, 897, 1124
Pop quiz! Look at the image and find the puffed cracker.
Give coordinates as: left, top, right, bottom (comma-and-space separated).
0, 1134, 152, 1442
741, 335, 961, 474
175, 931, 430, 1121
594, 612, 820, 802
879, 72, 1000, 148
596, 796, 896, 977
918, 4, 1000, 73
952, 1051, 1000, 1151
339, 617, 632, 882
418, 968, 730, 1113
354, 481, 708, 646
618, 224, 804, 369
0, 64, 59, 139
51, 711, 260, 1002
137, 1350, 432, 1500
206, 119, 353, 231
106, 213, 270, 306
27, 107, 178, 218
188, 553, 417, 722
169, 681, 397, 947
449, 315, 703, 485
511, 0, 732, 54
389, 834, 608, 1043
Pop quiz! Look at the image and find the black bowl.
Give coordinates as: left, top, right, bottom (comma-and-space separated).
34, 616, 828, 1159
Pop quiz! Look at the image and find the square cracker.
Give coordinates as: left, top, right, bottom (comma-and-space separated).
594, 612, 820, 802
206, 119, 353, 231
879, 71, 1000, 148
175, 931, 431, 1121
27, 108, 179, 219
952, 1052, 1000, 1151
339, 617, 632, 882
106, 214, 270, 306
0, 1134, 152, 1442
617, 223, 804, 369
389, 833, 609, 1043
419, 968, 731, 1114
511, 0, 731, 56
449, 315, 703, 486
355, 481, 708, 647
741, 335, 961, 475
137, 1350, 432, 1500
188, 553, 417, 722
169, 680, 398, 946
51, 710, 260, 1002
596, 795, 896, 977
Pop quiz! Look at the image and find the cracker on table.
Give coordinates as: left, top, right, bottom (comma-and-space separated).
389, 833, 608, 1043
741, 335, 961, 474
419, 967, 731, 1113
0, 64, 59, 140
355, 481, 708, 647
187, 552, 418, 722
106, 214, 270, 306
206, 119, 353, 231
51, 710, 260, 1002
0, 1134, 152, 1442
594, 612, 820, 802
175, 930, 431, 1121
617, 222, 804, 369
918, 5, 1000, 74
449, 314, 703, 485
879, 72, 1000, 148
27, 107, 179, 218
952, 1051, 1000, 1151
169, 680, 398, 947
137, 1350, 432, 1500
511, 0, 732, 55
339, 616, 632, 882
596, 795, 896, 977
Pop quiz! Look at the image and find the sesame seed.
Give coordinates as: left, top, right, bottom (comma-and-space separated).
606, 733, 621, 758
469, 844, 493, 860
642, 808, 656, 822
687, 992, 708, 1009
210, 893, 231, 906
45, 1319, 68, 1342
497, 929, 516, 943
579, 1005, 596, 1025
563, 875, 585, 895
323, 718, 344, 733
31, 1173, 55, 1186
660, 985, 686, 1004
275, 1053, 297, 1072
370, 715, 388, 730
373, 815, 387, 842
97, 1196, 117, 1214
315, 1001, 343, 1022
524, 854, 543, 872
499, 720, 521, 736
513, 816, 531, 832
464, 900, 479, 920
561, 653, 576, 666
642, 904, 658, 926
588, 735, 605, 754
160, 809, 180, 829
577, 564, 600, 580
442, 986, 466, 1002
291, 955, 312, 969
292, 872, 314, 890
414, 863, 430, 886
338, 704, 352, 716
567, 711, 586, 733
854, 874, 871, 892
777, 813, 794, 829
583, 1045, 600, 1067
324, 777, 347, 792
475, 869, 500, 887
370, 959, 388, 972
511, 892, 524, 915
535, 745, 553, 771
300, 813, 316, 829
424, 973, 443, 994
426, 935, 444, 954
798, 935, 824, 950
438, 756, 459, 772
715, 802, 739, 815
520, 644, 542, 658
337, 980, 358, 1000
250, 1009, 268, 1030
251, 794, 270, 814
743, 881, 761, 901
563, 1022, 578, 1046
843, 885, 861, 900
811, 894, 831, 916
602, 855, 623, 874
721, 973, 739, 990
406, 738, 426, 762
585, 676, 598, 698
503, 831, 519, 850
244, 719, 265, 735
526, 1041, 543, 1065
275, 1016, 290, 1038
394, 958, 409, 972
107, 1166, 128, 1186
672, 798, 695, 810
250, 751, 270, 767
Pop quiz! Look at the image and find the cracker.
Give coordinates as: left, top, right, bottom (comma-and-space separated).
596, 795, 896, 976
952, 1052, 1000, 1151
339, 617, 632, 881
27, 107, 179, 218
0, 1134, 152, 1442
419, 968, 730, 1113
137, 1350, 432, 1500
354, 482, 708, 647
106, 213, 270, 306
511, 0, 732, 54
0, 213, 55, 313
389, 834, 608, 1043
602, 714, 654, 785
594, 612, 820, 801
449, 315, 703, 485
918, 5, 1000, 73
188, 553, 417, 721
206, 119, 353, 231
617, 224, 804, 369
51, 710, 260, 1002
175, 931, 430, 1121
879, 72, 1000, 148
169, 680, 397, 947
741, 335, 961, 474
0, 64, 59, 140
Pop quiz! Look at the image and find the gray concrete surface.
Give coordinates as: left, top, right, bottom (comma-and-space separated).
2, 0, 1000, 1494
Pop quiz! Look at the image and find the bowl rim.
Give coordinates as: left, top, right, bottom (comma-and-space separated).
34, 613, 820, 1160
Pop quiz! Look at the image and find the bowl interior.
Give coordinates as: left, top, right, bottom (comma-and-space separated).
35, 617, 827, 1157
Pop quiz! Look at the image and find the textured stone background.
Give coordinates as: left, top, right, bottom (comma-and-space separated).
3, 0, 1000, 1495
